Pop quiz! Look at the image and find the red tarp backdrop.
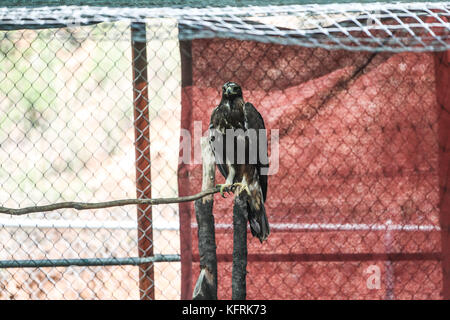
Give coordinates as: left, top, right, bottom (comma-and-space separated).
178, 38, 449, 299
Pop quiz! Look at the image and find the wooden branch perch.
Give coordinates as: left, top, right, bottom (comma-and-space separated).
0, 187, 222, 216
192, 136, 218, 300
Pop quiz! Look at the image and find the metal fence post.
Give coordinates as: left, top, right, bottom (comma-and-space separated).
179, 34, 194, 300
436, 50, 450, 299
131, 22, 154, 300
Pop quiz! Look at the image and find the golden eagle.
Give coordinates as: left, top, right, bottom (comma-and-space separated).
209, 82, 270, 242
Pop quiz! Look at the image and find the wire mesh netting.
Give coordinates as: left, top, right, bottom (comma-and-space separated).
181, 40, 447, 299
0, 2, 449, 299
0, 19, 182, 299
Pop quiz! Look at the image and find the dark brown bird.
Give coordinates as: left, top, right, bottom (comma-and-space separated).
209, 82, 270, 242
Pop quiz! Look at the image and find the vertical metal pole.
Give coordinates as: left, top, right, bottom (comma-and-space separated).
435, 50, 450, 299
131, 22, 154, 300
179, 35, 194, 299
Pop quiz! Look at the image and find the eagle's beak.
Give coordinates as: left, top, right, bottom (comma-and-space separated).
225, 86, 234, 95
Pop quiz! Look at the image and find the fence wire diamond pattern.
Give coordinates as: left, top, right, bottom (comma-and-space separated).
0, 2, 449, 299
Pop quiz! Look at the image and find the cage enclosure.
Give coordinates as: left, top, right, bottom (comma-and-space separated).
0, 0, 449, 300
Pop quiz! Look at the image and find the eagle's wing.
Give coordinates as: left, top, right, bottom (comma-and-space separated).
244, 102, 268, 201
209, 107, 229, 179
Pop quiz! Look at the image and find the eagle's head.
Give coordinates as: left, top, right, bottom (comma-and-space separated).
222, 82, 243, 99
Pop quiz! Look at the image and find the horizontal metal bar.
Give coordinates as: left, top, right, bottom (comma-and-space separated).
192, 221, 441, 232
0, 254, 181, 269
0, 217, 179, 231
193, 252, 442, 263
2, 219, 439, 233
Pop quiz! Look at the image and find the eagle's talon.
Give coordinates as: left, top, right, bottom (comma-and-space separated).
233, 182, 250, 197
217, 184, 233, 198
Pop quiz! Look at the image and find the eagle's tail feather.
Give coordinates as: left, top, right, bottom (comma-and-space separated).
248, 204, 269, 243
247, 184, 270, 243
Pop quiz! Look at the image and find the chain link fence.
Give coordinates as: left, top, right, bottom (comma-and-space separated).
182, 41, 446, 300
0, 19, 182, 299
0, 2, 449, 299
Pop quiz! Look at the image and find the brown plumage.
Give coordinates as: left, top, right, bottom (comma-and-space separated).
209, 82, 269, 242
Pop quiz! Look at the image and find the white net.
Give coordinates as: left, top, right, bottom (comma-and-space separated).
1, 2, 449, 51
